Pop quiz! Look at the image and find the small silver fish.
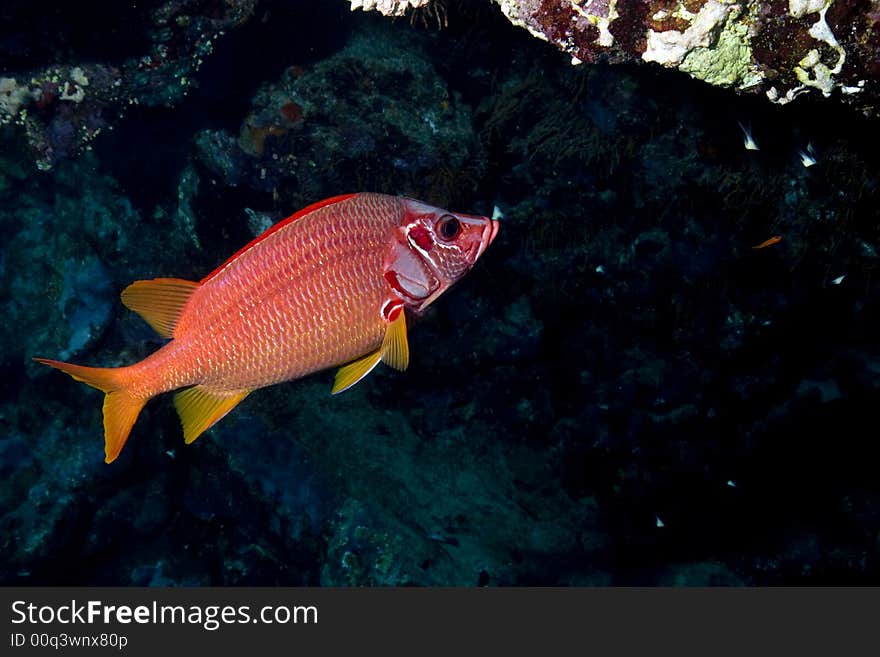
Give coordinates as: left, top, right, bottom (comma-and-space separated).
799, 143, 817, 168
738, 121, 759, 151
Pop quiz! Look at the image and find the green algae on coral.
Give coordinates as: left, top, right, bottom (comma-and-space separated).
680, 21, 754, 87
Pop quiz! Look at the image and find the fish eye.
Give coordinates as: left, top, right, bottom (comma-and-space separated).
437, 215, 461, 240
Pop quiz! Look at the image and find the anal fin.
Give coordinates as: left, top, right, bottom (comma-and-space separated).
173, 385, 249, 444
331, 349, 382, 395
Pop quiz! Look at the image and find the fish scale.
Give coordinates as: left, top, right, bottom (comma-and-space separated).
35, 192, 498, 463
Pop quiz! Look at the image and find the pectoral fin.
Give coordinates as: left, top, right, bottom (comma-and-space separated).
380, 309, 409, 371
331, 309, 410, 395
173, 385, 250, 444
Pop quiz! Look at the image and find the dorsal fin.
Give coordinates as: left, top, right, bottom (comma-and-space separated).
200, 193, 358, 284
120, 277, 200, 338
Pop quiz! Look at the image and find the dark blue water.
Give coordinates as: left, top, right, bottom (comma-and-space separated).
1, 1, 878, 586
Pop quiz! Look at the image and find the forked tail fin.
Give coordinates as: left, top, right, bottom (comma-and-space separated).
33, 358, 147, 463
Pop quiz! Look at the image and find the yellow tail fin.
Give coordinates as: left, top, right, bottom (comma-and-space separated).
33, 358, 147, 463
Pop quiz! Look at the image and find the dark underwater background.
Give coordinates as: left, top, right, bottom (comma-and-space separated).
2, 0, 879, 586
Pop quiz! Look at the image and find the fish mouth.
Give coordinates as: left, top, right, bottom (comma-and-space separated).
475, 218, 499, 261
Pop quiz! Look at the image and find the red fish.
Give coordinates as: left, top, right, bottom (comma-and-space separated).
35, 193, 499, 463
751, 235, 782, 249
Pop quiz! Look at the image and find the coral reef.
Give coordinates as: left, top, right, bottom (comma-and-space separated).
356, 0, 880, 113
194, 25, 484, 207
6, 0, 877, 174
500, 0, 879, 110
0, 0, 257, 170
497, 0, 878, 111
349, 0, 432, 15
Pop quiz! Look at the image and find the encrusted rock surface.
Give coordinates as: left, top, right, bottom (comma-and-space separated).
353, 0, 880, 113
349, 0, 432, 15
500, 0, 878, 110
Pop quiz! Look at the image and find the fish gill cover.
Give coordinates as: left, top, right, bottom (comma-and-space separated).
0, 0, 879, 586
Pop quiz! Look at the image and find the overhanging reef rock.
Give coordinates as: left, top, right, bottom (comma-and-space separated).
350, 0, 880, 115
